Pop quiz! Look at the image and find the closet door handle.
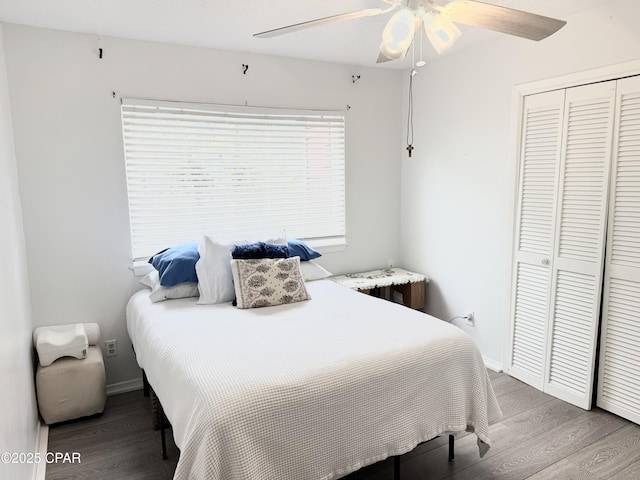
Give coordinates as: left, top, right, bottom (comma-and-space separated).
541, 258, 550, 266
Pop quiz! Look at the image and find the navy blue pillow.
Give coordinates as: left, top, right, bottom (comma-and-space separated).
231, 242, 289, 259
287, 239, 321, 261
149, 242, 200, 287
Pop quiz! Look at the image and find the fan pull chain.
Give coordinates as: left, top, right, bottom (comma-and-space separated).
406, 70, 415, 157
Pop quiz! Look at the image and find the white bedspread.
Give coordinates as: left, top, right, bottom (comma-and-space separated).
127, 279, 501, 480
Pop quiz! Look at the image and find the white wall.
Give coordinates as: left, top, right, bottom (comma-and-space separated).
3, 24, 404, 387
400, 0, 640, 366
0, 23, 40, 480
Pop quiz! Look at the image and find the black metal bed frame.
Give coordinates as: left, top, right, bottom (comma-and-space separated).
142, 370, 455, 478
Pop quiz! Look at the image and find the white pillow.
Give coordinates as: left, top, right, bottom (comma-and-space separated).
196, 231, 286, 305
140, 270, 199, 303
139, 270, 158, 289
299, 260, 332, 281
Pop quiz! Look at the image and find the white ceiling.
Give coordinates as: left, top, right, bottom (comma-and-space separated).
0, 0, 616, 69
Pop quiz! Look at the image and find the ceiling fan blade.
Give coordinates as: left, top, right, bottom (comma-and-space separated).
254, 8, 389, 39
443, 0, 567, 41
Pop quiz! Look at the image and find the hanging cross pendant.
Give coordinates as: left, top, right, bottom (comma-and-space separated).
406, 144, 414, 157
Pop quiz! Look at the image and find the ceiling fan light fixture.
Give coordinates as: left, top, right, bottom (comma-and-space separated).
423, 11, 462, 54
380, 9, 418, 58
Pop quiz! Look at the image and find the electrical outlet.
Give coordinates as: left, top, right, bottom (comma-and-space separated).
105, 339, 117, 357
465, 312, 475, 326
387, 258, 394, 268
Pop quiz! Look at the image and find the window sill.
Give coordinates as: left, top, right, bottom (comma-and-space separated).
130, 261, 154, 277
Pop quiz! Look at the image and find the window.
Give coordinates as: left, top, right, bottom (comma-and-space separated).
121, 98, 346, 261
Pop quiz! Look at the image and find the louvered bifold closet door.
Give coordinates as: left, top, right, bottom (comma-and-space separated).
597, 76, 640, 423
544, 81, 616, 409
508, 90, 565, 389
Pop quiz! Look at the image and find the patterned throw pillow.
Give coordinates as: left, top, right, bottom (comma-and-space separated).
230, 257, 311, 309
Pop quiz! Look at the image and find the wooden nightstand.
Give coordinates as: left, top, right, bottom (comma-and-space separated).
331, 267, 428, 310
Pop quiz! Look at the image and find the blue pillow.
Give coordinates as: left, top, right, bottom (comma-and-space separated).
287, 239, 321, 261
231, 242, 289, 259
149, 242, 200, 287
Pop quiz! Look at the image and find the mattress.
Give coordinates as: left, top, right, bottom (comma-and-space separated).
127, 278, 501, 480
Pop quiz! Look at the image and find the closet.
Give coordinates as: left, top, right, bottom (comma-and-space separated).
507, 75, 640, 424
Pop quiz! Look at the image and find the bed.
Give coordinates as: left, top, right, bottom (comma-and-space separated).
127, 277, 501, 480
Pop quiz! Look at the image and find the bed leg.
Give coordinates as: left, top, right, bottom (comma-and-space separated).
393, 455, 400, 479
142, 370, 150, 397
448, 434, 454, 461
159, 400, 168, 460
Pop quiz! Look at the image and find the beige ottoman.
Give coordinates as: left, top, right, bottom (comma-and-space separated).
36, 346, 107, 424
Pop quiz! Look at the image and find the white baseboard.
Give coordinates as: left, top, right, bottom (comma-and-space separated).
106, 378, 143, 396
483, 356, 504, 373
33, 421, 48, 480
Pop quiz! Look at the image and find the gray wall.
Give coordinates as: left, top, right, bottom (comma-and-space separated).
0, 22, 40, 480
400, 0, 640, 367
3, 24, 404, 388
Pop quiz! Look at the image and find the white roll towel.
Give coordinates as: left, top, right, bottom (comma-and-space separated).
33, 323, 100, 367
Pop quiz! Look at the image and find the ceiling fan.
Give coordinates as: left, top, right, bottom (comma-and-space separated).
254, 0, 567, 64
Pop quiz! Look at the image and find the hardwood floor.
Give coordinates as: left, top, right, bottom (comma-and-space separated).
46, 370, 640, 480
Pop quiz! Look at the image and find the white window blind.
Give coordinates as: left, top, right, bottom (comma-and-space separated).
121, 98, 346, 261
